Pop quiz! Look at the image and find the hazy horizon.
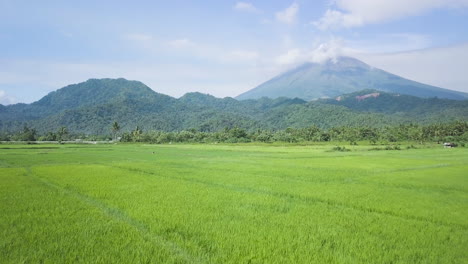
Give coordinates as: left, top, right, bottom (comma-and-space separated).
1, 0, 468, 105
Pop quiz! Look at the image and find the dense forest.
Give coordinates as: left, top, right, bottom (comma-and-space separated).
1, 79, 467, 136
2, 121, 467, 147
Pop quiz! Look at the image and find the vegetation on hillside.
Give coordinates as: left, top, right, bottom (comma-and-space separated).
1, 79, 467, 135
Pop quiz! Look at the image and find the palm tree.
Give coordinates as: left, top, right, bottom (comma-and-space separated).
112, 121, 120, 141
132, 126, 142, 142
57, 126, 69, 143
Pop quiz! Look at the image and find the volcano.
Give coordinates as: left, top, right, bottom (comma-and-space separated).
236, 56, 468, 101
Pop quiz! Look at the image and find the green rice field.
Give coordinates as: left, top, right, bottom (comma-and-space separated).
1, 143, 467, 263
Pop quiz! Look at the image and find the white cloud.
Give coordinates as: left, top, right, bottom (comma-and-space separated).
126, 34, 256, 65
313, 9, 363, 30
167, 38, 194, 48
309, 39, 347, 63
274, 39, 350, 66
0, 90, 16, 105
314, 0, 468, 30
276, 3, 299, 25
234, 2, 259, 13
275, 49, 302, 66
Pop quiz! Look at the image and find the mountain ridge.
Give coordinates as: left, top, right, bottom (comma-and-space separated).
1, 78, 467, 134
236, 56, 468, 101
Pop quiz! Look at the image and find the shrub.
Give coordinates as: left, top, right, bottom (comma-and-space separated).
331, 146, 351, 152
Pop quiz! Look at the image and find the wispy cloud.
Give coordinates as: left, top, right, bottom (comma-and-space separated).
354, 43, 468, 92
222, 50, 259, 63
309, 39, 347, 63
166, 38, 195, 48
314, 0, 468, 30
260, 18, 272, 24
313, 9, 363, 30
275, 39, 348, 66
125, 33, 153, 42
60, 31, 74, 38
276, 3, 299, 25
0, 90, 16, 105
234, 2, 259, 13
281, 35, 294, 48
275, 49, 302, 66
347, 33, 432, 53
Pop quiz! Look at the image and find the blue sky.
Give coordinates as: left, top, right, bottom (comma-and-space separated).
1, 0, 468, 104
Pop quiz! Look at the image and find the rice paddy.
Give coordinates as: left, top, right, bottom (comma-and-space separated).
1, 143, 467, 263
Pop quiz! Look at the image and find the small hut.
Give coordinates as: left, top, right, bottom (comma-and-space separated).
443, 142, 456, 148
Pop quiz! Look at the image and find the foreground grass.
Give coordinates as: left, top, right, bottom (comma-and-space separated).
0, 143, 467, 263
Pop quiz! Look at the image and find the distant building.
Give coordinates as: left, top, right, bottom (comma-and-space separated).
443, 142, 456, 148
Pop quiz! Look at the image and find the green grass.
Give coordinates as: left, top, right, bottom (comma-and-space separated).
1, 143, 467, 263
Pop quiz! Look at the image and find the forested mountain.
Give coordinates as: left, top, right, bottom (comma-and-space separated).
236, 56, 468, 101
323, 90, 468, 119
0, 78, 174, 123
1, 79, 467, 135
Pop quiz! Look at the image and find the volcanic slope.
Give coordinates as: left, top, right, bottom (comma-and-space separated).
236, 56, 468, 101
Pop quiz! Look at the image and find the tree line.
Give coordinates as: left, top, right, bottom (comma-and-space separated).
2, 121, 467, 145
